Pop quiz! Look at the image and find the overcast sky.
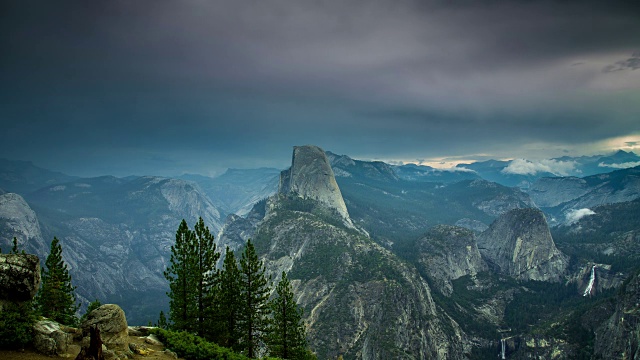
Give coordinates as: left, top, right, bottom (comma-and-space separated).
1, 0, 639, 177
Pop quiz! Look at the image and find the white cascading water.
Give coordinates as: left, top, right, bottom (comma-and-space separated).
583, 265, 596, 297
501, 338, 506, 359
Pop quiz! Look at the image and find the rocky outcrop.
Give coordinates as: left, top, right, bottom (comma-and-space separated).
279, 145, 351, 223
416, 225, 487, 296
0, 253, 41, 305
80, 304, 129, 352
477, 208, 568, 281
33, 319, 74, 356
593, 270, 640, 359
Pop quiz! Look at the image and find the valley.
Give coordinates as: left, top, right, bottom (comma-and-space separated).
1, 147, 639, 358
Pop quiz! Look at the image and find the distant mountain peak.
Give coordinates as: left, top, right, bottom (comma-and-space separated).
279, 145, 351, 222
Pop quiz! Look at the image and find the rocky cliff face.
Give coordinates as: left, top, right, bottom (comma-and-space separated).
593, 270, 640, 359
0, 192, 47, 255
251, 196, 467, 359
477, 208, 568, 281
279, 145, 351, 224
22, 176, 224, 324
568, 263, 627, 296
416, 225, 487, 296
0, 253, 41, 305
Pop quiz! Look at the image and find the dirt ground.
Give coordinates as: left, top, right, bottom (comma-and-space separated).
0, 334, 182, 360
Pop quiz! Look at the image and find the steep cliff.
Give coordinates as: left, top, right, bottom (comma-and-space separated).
0, 192, 47, 255
23, 176, 224, 324
593, 269, 640, 358
416, 225, 487, 296
279, 145, 351, 224
477, 208, 568, 281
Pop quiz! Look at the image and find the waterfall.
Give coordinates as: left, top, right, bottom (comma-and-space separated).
501, 338, 506, 359
583, 265, 596, 297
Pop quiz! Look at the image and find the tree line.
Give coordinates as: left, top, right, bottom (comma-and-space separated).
162, 217, 314, 359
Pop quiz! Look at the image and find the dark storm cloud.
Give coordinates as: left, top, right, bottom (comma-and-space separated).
1, 0, 639, 176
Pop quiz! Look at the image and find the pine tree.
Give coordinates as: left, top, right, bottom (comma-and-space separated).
266, 272, 308, 359
211, 246, 243, 348
11, 237, 19, 254
0, 300, 37, 349
164, 219, 197, 332
156, 310, 168, 329
193, 216, 220, 337
164, 218, 220, 335
36, 237, 79, 326
238, 239, 271, 358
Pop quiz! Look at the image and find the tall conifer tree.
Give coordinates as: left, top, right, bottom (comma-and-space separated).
239, 239, 271, 358
164, 219, 197, 332
37, 237, 79, 326
164, 218, 220, 335
266, 272, 308, 359
211, 246, 242, 348
193, 216, 220, 337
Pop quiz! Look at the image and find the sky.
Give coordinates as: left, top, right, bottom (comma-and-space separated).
1, 0, 639, 177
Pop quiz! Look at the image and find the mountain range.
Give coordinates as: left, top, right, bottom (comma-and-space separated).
0, 148, 639, 358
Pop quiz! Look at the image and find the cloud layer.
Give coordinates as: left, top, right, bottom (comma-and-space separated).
502, 159, 578, 176
1, 0, 639, 176
566, 208, 596, 225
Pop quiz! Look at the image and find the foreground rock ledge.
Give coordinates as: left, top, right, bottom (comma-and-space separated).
0, 253, 41, 304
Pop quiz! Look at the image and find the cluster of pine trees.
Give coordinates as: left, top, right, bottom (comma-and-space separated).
162, 218, 313, 359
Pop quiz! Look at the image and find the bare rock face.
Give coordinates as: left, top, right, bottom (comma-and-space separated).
477, 208, 567, 281
279, 145, 351, 223
594, 270, 640, 358
0, 253, 41, 304
80, 304, 129, 352
255, 202, 467, 359
416, 225, 487, 296
0, 192, 47, 255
